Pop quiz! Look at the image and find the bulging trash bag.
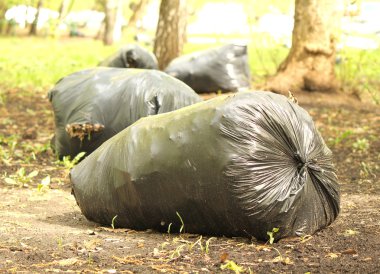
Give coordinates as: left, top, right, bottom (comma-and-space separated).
70, 91, 340, 241
99, 44, 158, 69
164, 44, 251, 93
49, 67, 201, 160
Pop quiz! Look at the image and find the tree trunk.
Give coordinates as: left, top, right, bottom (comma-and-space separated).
58, 0, 75, 19
29, 0, 43, 36
0, 2, 7, 35
154, 0, 187, 70
103, 0, 118, 45
125, 0, 150, 30
266, 0, 344, 94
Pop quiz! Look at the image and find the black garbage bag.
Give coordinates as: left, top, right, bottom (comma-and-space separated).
49, 67, 201, 160
70, 91, 340, 241
99, 44, 158, 69
164, 44, 251, 93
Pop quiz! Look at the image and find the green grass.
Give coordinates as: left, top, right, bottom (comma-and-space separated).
0, 36, 379, 104
336, 47, 380, 104
0, 37, 117, 91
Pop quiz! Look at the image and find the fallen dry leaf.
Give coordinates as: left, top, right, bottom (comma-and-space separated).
326, 252, 340, 259
361, 257, 372, 261
220, 252, 229, 263
344, 229, 359, 236
97, 227, 131, 233
113, 255, 144, 265
58, 257, 79, 266
255, 245, 272, 252
341, 248, 357, 255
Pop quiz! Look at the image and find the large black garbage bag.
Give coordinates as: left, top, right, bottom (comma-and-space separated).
70, 91, 340, 241
164, 44, 251, 93
99, 44, 158, 69
49, 67, 201, 160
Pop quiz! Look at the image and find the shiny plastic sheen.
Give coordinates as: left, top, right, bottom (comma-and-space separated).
99, 44, 158, 69
165, 44, 251, 93
49, 68, 201, 159
71, 91, 340, 241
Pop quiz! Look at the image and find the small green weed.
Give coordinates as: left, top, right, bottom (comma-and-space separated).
22, 142, 50, 155
189, 236, 204, 253
220, 260, 245, 274
205, 237, 215, 254
5, 168, 38, 187
0, 134, 19, 157
56, 237, 63, 250
56, 152, 86, 169
328, 130, 353, 146
170, 244, 186, 259
267, 227, 279, 244
167, 223, 173, 234
22, 142, 50, 164
111, 215, 118, 229
176, 211, 185, 233
352, 138, 370, 153
37, 175, 51, 192
360, 162, 375, 178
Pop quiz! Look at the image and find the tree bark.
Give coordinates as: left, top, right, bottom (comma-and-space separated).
0, 1, 8, 35
29, 0, 43, 36
154, 0, 187, 70
266, 0, 344, 94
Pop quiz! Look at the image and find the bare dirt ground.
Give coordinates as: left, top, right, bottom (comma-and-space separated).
0, 88, 379, 273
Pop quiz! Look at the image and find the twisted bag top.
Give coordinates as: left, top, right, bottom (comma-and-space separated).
71, 91, 340, 241
99, 44, 158, 69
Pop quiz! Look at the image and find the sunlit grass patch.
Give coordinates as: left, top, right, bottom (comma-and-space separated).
0, 37, 117, 92
336, 47, 380, 104
0, 36, 379, 104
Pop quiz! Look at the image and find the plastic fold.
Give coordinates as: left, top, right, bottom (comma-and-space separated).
49, 68, 201, 159
99, 44, 158, 69
165, 44, 251, 93
71, 91, 340, 241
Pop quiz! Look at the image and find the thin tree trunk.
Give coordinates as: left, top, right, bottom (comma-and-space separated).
0, 3, 7, 35
58, 0, 75, 20
103, 0, 118, 45
58, 0, 68, 19
125, 0, 150, 30
29, 0, 43, 35
154, 0, 187, 70
1, 16, 7, 35
266, 0, 344, 93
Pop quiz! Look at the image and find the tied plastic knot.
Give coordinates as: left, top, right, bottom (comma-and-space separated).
295, 154, 323, 178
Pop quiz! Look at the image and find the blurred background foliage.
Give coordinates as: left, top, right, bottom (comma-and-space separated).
0, 0, 379, 104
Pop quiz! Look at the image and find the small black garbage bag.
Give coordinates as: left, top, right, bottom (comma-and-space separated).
49, 67, 201, 160
70, 91, 340, 241
164, 44, 251, 93
99, 44, 158, 69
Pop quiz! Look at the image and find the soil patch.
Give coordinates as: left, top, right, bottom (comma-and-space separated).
0, 88, 379, 272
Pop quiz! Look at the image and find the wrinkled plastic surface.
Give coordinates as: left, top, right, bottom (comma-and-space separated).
49, 67, 201, 159
99, 44, 158, 69
71, 91, 340, 241
164, 44, 251, 93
